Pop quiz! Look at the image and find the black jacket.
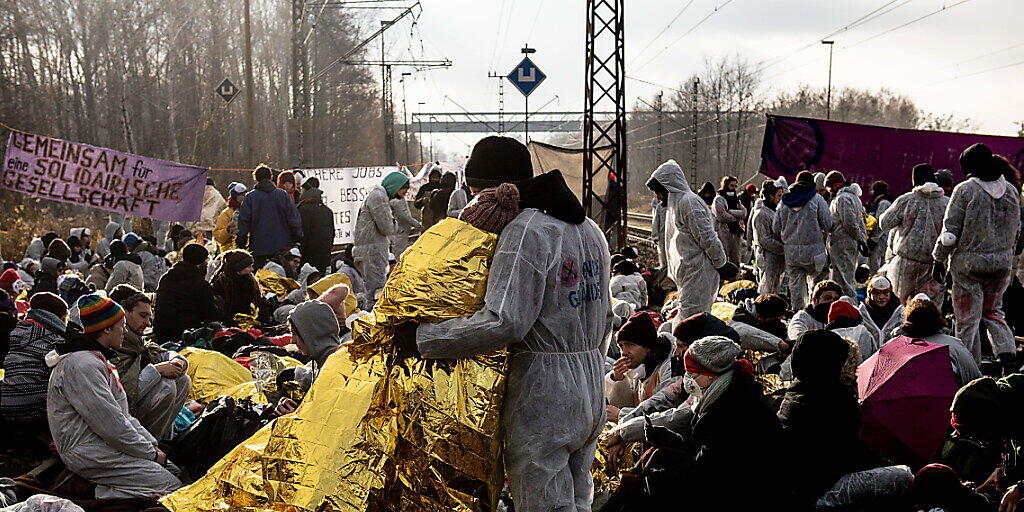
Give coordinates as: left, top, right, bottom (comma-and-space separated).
778, 379, 887, 508
154, 262, 219, 344
298, 199, 335, 273
685, 371, 787, 507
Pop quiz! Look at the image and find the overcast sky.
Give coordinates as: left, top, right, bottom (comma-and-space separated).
378, 0, 1022, 158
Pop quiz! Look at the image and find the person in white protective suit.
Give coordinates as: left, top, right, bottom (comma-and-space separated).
932, 143, 1021, 370
712, 176, 749, 266
750, 180, 785, 295
46, 294, 181, 499
352, 171, 410, 302
824, 171, 867, 301
772, 171, 833, 309
388, 195, 421, 258
413, 136, 612, 512
651, 197, 667, 268
878, 164, 949, 306
646, 160, 735, 319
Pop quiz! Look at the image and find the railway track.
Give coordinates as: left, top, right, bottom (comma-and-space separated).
625, 211, 654, 253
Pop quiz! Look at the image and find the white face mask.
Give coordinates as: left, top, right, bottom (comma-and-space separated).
683, 375, 703, 399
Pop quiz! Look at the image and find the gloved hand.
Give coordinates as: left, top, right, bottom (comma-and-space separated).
856, 240, 870, 257
716, 262, 739, 280
932, 262, 946, 283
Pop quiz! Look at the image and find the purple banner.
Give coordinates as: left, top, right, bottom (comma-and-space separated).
2, 131, 208, 222
759, 115, 1024, 197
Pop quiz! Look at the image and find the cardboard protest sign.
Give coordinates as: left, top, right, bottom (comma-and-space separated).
2, 131, 208, 222
298, 167, 400, 245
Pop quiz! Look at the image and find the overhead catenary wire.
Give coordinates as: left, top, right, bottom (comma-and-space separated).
631, 0, 736, 73
629, 0, 699, 64
843, 0, 974, 50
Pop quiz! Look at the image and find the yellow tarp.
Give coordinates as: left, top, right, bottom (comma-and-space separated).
164, 218, 506, 512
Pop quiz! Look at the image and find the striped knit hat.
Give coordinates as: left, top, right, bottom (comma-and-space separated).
77, 294, 125, 334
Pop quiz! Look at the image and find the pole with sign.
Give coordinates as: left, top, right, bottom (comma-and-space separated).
507, 46, 545, 143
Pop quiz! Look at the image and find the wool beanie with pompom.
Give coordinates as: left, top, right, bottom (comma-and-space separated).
458, 183, 522, 234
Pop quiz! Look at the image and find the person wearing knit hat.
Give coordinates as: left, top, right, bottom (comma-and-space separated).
152, 243, 219, 344
779, 329, 896, 507
932, 143, 1020, 371
463, 135, 533, 189
934, 168, 954, 196
459, 183, 522, 234
909, 463, 988, 511
672, 311, 740, 348
826, 168, 867, 299
879, 165, 949, 307
47, 293, 182, 498
276, 170, 300, 203
352, 172, 410, 301
854, 275, 903, 350
412, 137, 611, 509
729, 294, 790, 353
893, 296, 980, 386
678, 335, 785, 507
826, 299, 878, 361
0, 290, 67, 426
214, 182, 248, 252
814, 172, 829, 200
606, 312, 675, 416
751, 179, 785, 295
0, 268, 22, 297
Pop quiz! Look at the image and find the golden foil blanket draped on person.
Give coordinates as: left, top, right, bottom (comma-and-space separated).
162, 218, 507, 512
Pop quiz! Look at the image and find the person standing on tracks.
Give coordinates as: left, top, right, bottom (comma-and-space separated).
713, 176, 749, 266
412, 136, 612, 512
825, 171, 867, 300
751, 180, 785, 295
647, 160, 736, 319
773, 171, 833, 309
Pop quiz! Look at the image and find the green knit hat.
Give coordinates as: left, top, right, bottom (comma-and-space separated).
381, 171, 410, 199
77, 294, 125, 334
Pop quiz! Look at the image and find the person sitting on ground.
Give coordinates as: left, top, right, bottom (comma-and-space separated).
65, 236, 92, 274
0, 268, 23, 300
779, 329, 898, 508
17, 258, 38, 290
609, 259, 648, 309
108, 285, 191, 439
605, 312, 675, 421
47, 294, 182, 498
857, 275, 903, 349
212, 249, 262, 325
123, 233, 166, 292
891, 294, 980, 386
104, 240, 144, 294
315, 283, 351, 336
153, 243, 219, 344
826, 299, 877, 362
787, 280, 842, 341
728, 293, 790, 353
263, 247, 302, 280
24, 232, 58, 262
947, 374, 1024, 509
85, 255, 112, 292
0, 290, 17, 362
29, 250, 65, 296
0, 293, 67, 431
95, 223, 124, 261
274, 300, 343, 416
909, 463, 990, 512
676, 336, 787, 507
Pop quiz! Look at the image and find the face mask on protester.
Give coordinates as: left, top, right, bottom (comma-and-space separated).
683, 375, 703, 399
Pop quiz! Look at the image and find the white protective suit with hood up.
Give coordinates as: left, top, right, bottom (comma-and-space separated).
288, 300, 341, 391
750, 198, 785, 295
932, 176, 1021, 360
352, 185, 396, 301
416, 208, 612, 512
95, 222, 124, 261
878, 182, 949, 306
828, 183, 867, 300
46, 348, 181, 498
650, 160, 727, 318
651, 198, 668, 268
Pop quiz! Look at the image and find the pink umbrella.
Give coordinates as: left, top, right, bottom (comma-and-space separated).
857, 336, 958, 467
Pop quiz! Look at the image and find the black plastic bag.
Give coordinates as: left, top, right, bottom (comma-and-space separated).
168, 396, 274, 482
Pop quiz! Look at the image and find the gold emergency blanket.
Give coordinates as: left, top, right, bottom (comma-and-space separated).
256, 268, 301, 297
180, 348, 302, 404
163, 218, 507, 512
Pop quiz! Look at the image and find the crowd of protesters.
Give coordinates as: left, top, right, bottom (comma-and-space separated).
0, 136, 1022, 512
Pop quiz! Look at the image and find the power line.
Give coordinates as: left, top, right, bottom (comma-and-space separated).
756, 0, 910, 71
931, 41, 1024, 73
930, 58, 1024, 85
526, 0, 548, 43
843, 0, 974, 50
629, 0, 699, 63
631, 0, 736, 73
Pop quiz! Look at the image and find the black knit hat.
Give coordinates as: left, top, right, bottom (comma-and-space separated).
960, 143, 1000, 181
464, 136, 533, 188
616, 312, 659, 350
182, 243, 209, 266
791, 330, 849, 383
912, 163, 935, 187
